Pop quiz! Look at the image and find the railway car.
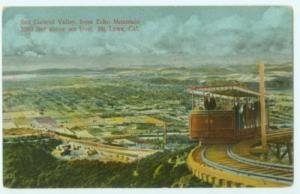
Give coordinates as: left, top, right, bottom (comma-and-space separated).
188, 84, 266, 144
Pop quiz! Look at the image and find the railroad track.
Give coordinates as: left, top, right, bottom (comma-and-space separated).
227, 145, 293, 172
201, 145, 293, 184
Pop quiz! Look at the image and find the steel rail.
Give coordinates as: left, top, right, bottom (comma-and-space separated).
227, 145, 293, 172
200, 147, 293, 184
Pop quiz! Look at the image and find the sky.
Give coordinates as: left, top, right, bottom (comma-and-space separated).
3, 6, 293, 68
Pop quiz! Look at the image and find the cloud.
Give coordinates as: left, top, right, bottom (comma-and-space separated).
3, 7, 292, 65
23, 50, 42, 57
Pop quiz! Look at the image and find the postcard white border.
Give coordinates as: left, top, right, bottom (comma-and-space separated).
0, 1, 299, 194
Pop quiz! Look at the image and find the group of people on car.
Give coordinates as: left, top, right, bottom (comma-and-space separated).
203, 93, 261, 129
233, 98, 260, 129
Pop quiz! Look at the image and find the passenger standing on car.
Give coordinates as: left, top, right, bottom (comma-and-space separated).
233, 98, 241, 130
254, 100, 260, 127
210, 94, 216, 110
239, 100, 245, 129
204, 93, 210, 110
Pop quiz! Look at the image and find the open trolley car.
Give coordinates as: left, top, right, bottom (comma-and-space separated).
188, 84, 267, 144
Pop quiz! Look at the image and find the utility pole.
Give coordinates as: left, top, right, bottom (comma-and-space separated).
163, 122, 167, 150
258, 62, 267, 150
192, 92, 194, 109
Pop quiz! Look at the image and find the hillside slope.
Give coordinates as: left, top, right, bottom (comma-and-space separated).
3, 137, 210, 188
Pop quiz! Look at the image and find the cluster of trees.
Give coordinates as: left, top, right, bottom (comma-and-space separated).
3, 137, 210, 188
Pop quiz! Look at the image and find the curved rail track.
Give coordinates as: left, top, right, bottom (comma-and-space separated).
201, 145, 293, 184
187, 129, 293, 187
187, 145, 293, 187
227, 145, 293, 172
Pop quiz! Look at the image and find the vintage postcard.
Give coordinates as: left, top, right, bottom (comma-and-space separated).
2, 6, 293, 188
